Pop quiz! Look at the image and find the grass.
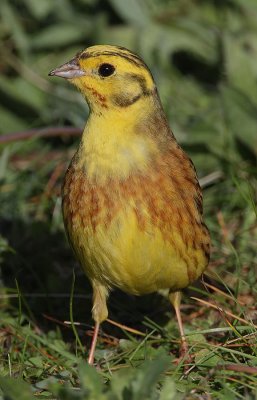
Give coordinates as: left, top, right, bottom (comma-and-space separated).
0, 0, 257, 398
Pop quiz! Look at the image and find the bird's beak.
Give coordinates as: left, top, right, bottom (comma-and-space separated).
48, 58, 85, 79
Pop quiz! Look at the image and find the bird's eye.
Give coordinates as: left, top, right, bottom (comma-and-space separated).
98, 63, 115, 77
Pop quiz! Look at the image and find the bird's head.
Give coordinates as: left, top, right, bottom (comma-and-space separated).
49, 45, 157, 113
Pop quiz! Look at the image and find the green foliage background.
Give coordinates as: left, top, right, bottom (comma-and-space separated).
0, 0, 256, 399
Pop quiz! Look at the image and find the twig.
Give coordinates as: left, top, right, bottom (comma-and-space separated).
191, 297, 257, 329
106, 318, 146, 337
0, 127, 82, 144
202, 281, 245, 306
224, 364, 257, 374
199, 170, 223, 188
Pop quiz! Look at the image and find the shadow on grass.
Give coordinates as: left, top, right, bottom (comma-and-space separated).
1, 218, 89, 323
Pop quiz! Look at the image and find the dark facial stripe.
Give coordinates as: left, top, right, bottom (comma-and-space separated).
111, 73, 153, 107
124, 73, 153, 96
112, 92, 142, 107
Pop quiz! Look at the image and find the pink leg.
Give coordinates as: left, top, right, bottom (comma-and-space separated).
88, 322, 100, 365
169, 291, 190, 359
173, 296, 188, 356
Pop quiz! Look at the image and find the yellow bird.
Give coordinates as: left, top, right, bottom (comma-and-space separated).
49, 45, 210, 365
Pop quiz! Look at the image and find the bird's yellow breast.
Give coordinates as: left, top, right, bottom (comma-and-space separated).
62, 146, 210, 295
66, 207, 190, 295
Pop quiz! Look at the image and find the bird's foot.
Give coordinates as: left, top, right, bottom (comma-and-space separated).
173, 340, 193, 372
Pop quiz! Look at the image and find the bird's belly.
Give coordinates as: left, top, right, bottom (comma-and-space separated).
67, 208, 207, 295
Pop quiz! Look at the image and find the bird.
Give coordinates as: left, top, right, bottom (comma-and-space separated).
49, 45, 211, 365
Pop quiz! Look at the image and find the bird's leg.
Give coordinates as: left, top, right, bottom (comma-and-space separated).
88, 282, 109, 365
169, 290, 191, 361
88, 322, 100, 365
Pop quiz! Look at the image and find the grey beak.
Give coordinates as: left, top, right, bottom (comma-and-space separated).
48, 58, 85, 79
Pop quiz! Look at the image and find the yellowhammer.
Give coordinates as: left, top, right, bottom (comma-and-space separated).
49, 45, 210, 365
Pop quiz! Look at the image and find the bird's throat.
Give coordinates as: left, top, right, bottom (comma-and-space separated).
76, 96, 165, 183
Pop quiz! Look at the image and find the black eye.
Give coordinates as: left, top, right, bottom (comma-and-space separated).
98, 63, 115, 77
